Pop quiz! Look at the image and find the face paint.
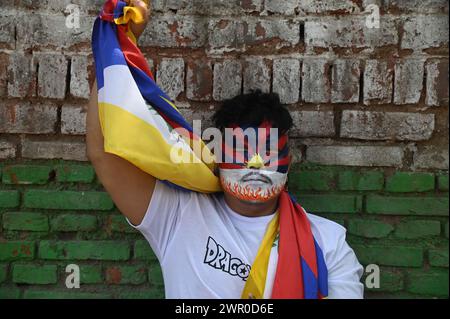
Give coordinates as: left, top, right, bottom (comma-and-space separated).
218, 121, 290, 203
220, 168, 287, 203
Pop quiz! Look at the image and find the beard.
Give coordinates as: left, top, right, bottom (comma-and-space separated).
219, 168, 287, 203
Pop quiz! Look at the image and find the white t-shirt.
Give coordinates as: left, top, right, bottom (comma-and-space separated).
129, 180, 364, 299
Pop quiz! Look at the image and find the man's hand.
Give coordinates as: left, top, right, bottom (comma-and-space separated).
127, 0, 151, 40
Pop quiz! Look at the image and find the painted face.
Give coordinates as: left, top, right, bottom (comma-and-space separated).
218, 121, 290, 203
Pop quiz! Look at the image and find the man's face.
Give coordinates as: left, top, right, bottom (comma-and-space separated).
218, 121, 290, 203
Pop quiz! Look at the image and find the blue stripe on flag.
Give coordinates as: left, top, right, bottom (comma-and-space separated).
92, 18, 127, 90
314, 239, 329, 297
128, 61, 194, 133
301, 257, 319, 299
114, 1, 126, 19
160, 180, 194, 192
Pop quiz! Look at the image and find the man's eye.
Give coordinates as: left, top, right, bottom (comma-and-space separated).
266, 150, 279, 157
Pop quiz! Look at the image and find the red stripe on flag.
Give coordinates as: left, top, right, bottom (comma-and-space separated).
271, 191, 304, 299
117, 25, 154, 80
293, 203, 318, 277
100, 0, 119, 21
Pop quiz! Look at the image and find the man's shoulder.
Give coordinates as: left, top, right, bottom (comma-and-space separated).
306, 212, 346, 231
305, 212, 348, 248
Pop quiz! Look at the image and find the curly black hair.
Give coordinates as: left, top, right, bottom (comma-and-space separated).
212, 90, 293, 134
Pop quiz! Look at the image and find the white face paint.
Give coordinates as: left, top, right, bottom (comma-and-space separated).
219, 168, 287, 203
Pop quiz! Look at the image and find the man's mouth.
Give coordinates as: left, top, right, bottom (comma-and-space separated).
240, 172, 272, 185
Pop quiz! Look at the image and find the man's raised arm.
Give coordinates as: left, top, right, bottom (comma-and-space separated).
86, 0, 155, 226
86, 81, 156, 226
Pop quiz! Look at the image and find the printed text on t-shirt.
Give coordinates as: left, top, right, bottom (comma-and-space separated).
204, 236, 251, 281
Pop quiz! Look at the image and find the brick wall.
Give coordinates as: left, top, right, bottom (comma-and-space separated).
0, 0, 448, 298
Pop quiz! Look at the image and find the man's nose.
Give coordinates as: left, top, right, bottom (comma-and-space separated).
246, 153, 265, 169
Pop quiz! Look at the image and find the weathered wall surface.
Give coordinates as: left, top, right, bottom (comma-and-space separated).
0, 0, 448, 298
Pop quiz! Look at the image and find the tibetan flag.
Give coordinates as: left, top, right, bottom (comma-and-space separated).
92, 0, 221, 193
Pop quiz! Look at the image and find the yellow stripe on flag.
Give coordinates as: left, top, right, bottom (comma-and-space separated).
241, 212, 279, 299
114, 6, 145, 25
98, 102, 222, 193
160, 96, 181, 113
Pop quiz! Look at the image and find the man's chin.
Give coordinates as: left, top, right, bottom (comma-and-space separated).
228, 189, 281, 204
238, 197, 276, 205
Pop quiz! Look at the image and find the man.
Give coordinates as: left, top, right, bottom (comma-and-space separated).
87, 0, 364, 299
